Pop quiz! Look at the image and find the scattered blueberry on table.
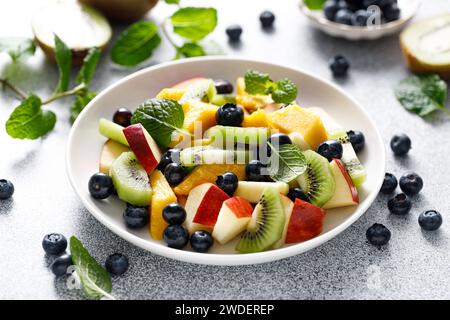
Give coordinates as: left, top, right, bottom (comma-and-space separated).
366, 223, 391, 247
388, 193, 412, 215
399, 173, 423, 196
0, 179, 14, 200
259, 10, 275, 28
380, 173, 397, 194
329, 55, 350, 77
226, 25, 243, 42
390, 133, 411, 156
105, 253, 129, 276
51, 254, 73, 277
42, 233, 68, 256
418, 210, 442, 231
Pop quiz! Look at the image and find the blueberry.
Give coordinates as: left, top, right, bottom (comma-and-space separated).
190, 230, 214, 253
259, 10, 275, 28
366, 223, 391, 246
418, 210, 442, 231
42, 233, 68, 256
216, 172, 238, 196
113, 108, 133, 127
158, 148, 180, 172
334, 9, 353, 25
390, 134, 411, 156
216, 103, 244, 127
323, 0, 341, 20
88, 173, 115, 199
399, 173, 423, 196
162, 203, 187, 225
163, 225, 189, 249
105, 253, 129, 276
380, 173, 397, 194
246, 160, 267, 182
0, 179, 14, 200
50, 254, 73, 277
329, 55, 350, 77
351, 9, 371, 26
347, 130, 365, 153
287, 188, 310, 202
226, 25, 242, 42
123, 205, 149, 228
214, 79, 234, 94
266, 133, 292, 157
317, 140, 343, 162
388, 193, 411, 215
164, 163, 186, 186
383, 3, 400, 22
344, 0, 365, 10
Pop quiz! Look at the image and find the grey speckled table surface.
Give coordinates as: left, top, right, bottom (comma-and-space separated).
1, 0, 450, 300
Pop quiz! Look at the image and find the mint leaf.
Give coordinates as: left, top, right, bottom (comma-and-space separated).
0, 37, 36, 62
268, 143, 307, 183
165, 0, 180, 4
244, 70, 272, 95
70, 91, 96, 123
111, 21, 161, 67
304, 0, 327, 10
70, 236, 113, 300
171, 7, 218, 41
54, 35, 72, 93
272, 79, 298, 104
177, 42, 205, 58
131, 98, 186, 147
395, 74, 448, 117
5, 95, 56, 139
76, 47, 100, 85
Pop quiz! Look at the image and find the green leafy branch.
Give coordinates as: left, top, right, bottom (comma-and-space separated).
110, 0, 219, 67
1, 36, 100, 140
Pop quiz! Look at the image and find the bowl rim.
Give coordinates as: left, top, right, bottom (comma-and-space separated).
298, 0, 421, 33
66, 56, 386, 265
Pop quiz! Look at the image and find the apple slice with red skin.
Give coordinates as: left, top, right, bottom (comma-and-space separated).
185, 183, 230, 233
272, 195, 294, 249
123, 123, 162, 174
323, 159, 359, 209
99, 139, 130, 174
212, 197, 254, 245
172, 77, 207, 89
285, 199, 325, 244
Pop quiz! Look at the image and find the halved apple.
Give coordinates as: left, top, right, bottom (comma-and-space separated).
323, 159, 359, 209
233, 181, 289, 203
123, 123, 161, 174
185, 183, 230, 233
272, 195, 294, 249
99, 139, 130, 174
212, 197, 254, 245
285, 199, 325, 244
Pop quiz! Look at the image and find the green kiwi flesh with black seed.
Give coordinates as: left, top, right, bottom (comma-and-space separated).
235, 187, 285, 253
297, 150, 335, 208
110, 151, 152, 206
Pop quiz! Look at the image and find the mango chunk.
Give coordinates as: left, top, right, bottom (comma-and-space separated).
242, 109, 269, 127
149, 170, 178, 240
267, 105, 327, 149
182, 100, 218, 134
156, 88, 185, 101
236, 77, 272, 111
173, 164, 246, 196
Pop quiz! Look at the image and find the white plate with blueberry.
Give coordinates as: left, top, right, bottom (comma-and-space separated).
66, 57, 385, 265
299, 0, 421, 40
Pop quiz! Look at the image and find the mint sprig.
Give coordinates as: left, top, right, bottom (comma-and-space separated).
244, 69, 298, 104
267, 143, 307, 183
171, 7, 217, 41
54, 34, 72, 94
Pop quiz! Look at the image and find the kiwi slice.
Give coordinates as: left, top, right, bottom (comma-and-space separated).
297, 150, 335, 208
179, 146, 249, 167
400, 14, 450, 79
98, 118, 129, 146
236, 187, 285, 253
179, 79, 217, 104
110, 152, 152, 206
205, 126, 270, 147
329, 130, 366, 187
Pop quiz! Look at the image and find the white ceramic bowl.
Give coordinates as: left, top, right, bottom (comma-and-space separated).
299, 0, 421, 40
66, 57, 385, 265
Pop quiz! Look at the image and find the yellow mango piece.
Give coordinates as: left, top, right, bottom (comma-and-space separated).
236, 77, 272, 111
173, 164, 246, 196
267, 105, 327, 149
242, 109, 268, 127
149, 170, 178, 240
182, 100, 218, 134
156, 88, 185, 101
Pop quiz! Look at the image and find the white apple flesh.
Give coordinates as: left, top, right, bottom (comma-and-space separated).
272, 195, 294, 249
323, 159, 359, 209
99, 139, 130, 174
233, 181, 289, 203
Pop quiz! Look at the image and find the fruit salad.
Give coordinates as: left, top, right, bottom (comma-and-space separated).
88, 70, 367, 254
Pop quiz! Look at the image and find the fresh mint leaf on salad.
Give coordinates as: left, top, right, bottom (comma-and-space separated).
0, 37, 36, 62
244, 69, 298, 104
111, 21, 161, 67
395, 74, 448, 117
131, 98, 187, 147
304, 0, 327, 10
5, 95, 56, 139
70, 236, 114, 300
171, 7, 218, 41
53, 34, 72, 94
267, 143, 307, 183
